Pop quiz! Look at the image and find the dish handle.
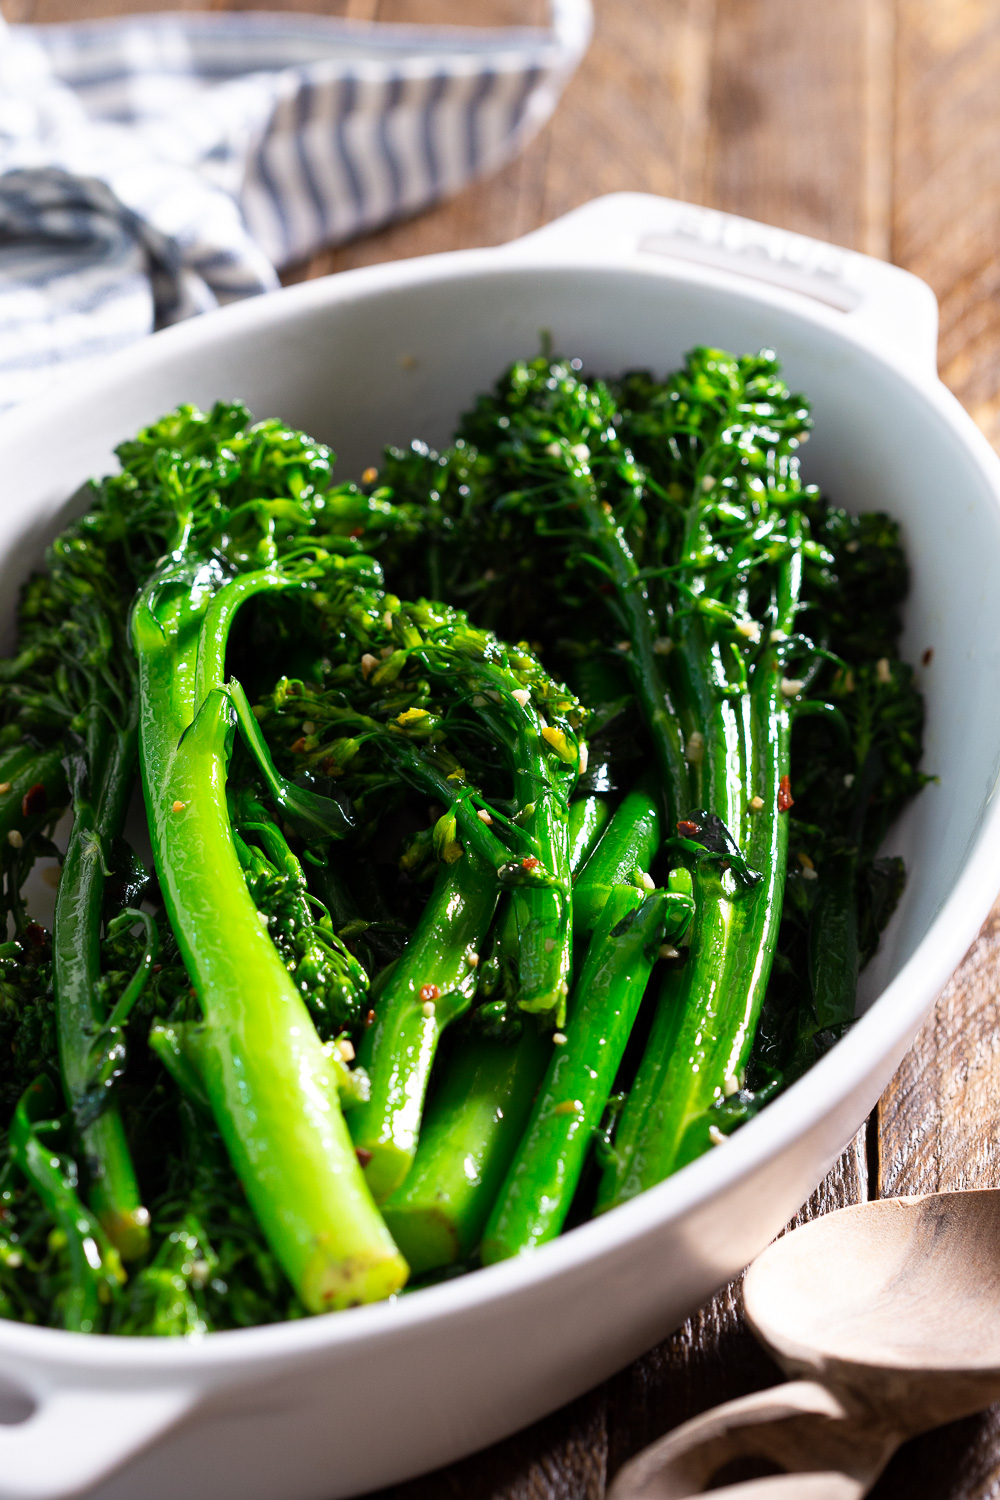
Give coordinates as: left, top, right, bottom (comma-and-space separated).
0, 1382, 194, 1500
510, 193, 940, 380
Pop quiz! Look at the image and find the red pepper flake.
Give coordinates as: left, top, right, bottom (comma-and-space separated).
365, 1008, 376, 1029
152, 964, 162, 973
290, 737, 308, 754
24, 922, 46, 949
419, 983, 441, 1004
676, 820, 702, 839
522, 856, 540, 872
20, 783, 46, 819
778, 775, 794, 812
355, 1148, 373, 1169
922, 647, 934, 667
348, 528, 364, 540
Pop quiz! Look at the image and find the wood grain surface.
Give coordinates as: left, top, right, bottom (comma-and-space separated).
8, 0, 1000, 1491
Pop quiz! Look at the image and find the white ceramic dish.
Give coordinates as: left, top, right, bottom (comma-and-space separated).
1, 193, 999, 1500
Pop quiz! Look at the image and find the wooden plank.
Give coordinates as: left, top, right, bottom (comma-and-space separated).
870, 900, 1000, 1499
703, 0, 893, 256
878, 898, 1000, 1202
893, 1, 1000, 444
536, 0, 717, 221
377, 0, 546, 24
876, 11, 1000, 1493
881, 20, 1000, 1488
28, 0, 359, 20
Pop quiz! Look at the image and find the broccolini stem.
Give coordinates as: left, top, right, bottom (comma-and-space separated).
597, 525, 803, 1203
381, 1028, 550, 1274
380, 791, 611, 1273
53, 716, 150, 1261
572, 775, 662, 937
481, 883, 690, 1262
571, 474, 688, 820
101, 909, 159, 1032
510, 801, 571, 1020
351, 848, 499, 1202
152, 1019, 369, 1116
505, 704, 576, 1021
227, 677, 354, 842
567, 794, 611, 873
134, 560, 407, 1310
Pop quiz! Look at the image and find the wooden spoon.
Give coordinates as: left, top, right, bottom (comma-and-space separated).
608, 1190, 1000, 1499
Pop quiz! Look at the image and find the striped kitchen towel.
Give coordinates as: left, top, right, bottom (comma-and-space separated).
0, 1, 591, 411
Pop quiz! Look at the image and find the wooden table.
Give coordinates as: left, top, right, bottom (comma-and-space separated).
11, 0, 1000, 1491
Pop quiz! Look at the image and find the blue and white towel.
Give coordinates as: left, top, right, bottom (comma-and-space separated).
0, 2, 591, 410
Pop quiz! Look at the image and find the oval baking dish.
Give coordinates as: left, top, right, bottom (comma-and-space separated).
1, 193, 999, 1500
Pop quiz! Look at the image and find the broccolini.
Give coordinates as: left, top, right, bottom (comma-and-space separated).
0, 346, 925, 1330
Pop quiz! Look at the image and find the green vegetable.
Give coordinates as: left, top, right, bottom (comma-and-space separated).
351, 848, 499, 1202
381, 1028, 550, 1274
131, 510, 406, 1312
0, 346, 926, 1334
482, 879, 692, 1261
54, 723, 151, 1262
567, 794, 612, 873
381, 792, 611, 1271
377, 346, 924, 1200
257, 598, 586, 1021
573, 776, 661, 935
9, 1077, 124, 1333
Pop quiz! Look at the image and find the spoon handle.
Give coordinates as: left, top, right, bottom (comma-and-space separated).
606, 1379, 898, 1500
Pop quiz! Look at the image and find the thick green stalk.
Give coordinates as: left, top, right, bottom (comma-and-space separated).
510, 782, 572, 1020
54, 716, 150, 1260
482, 884, 690, 1262
351, 849, 499, 1202
597, 531, 803, 1205
150, 1020, 369, 1113
465, 675, 579, 1022
381, 1028, 550, 1274
573, 777, 662, 936
133, 559, 407, 1311
381, 791, 611, 1272
567, 794, 611, 873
